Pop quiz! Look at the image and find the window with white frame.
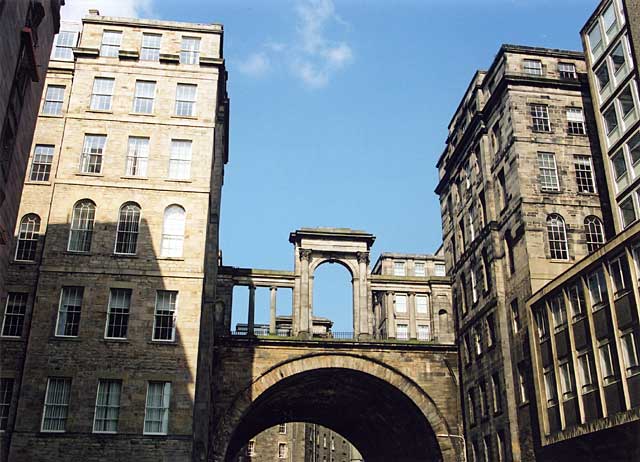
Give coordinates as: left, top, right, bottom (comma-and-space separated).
598, 342, 617, 381
133, 81, 156, 114
414, 261, 425, 276
434, 262, 446, 276
474, 326, 482, 356
585, 216, 605, 252
602, 1, 620, 38
161, 205, 186, 257
115, 202, 141, 255
567, 108, 586, 135
537, 152, 559, 191
547, 214, 569, 260
610, 41, 627, 76
535, 306, 549, 340
144, 381, 171, 434
543, 368, 558, 406
169, 139, 192, 180
100, 30, 122, 57
531, 104, 550, 132
247, 440, 256, 456
619, 84, 636, 122
417, 324, 430, 341
558, 62, 577, 79
559, 361, 575, 399
396, 323, 408, 340
55, 287, 83, 337
53, 31, 78, 60
620, 195, 637, 228
278, 442, 287, 459
68, 200, 95, 253
523, 59, 542, 75
0, 378, 13, 431
567, 283, 585, 318
394, 294, 407, 313
41, 378, 71, 432
29, 145, 54, 181
140, 33, 161, 61
125, 137, 149, 177
393, 260, 406, 276
105, 288, 131, 339
1, 293, 27, 337
416, 295, 428, 314
627, 131, 640, 168
588, 21, 603, 58
153, 291, 178, 341
595, 61, 611, 92
90, 77, 114, 111
180, 37, 200, 64
578, 351, 596, 393
278, 423, 287, 434
603, 104, 619, 136
612, 148, 629, 192
93, 380, 121, 433
588, 268, 608, 307
42, 85, 64, 115
80, 134, 106, 174
610, 255, 630, 294
15, 214, 40, 261
621, 331, 639, 375
175, 83, 197, 116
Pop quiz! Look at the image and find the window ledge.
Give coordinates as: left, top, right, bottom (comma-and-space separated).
120, 176, 149, 180
128, 112, 154, 117
49, 336, 81, 342
164, 179, 192, 183
103, 338, 129, 343
549, 259, 571, 263
12, 260, 38, 265
0, 336, 24, 342
157, 257, 185, 261
112, 254, 138, 259
39, 114, 64, 118
63, 250, 92, 256
148, 340, 178, 346
532, 129, 553, 134
86, 109, 113, 114
75, 172, 104, 178
25, 180, 52, 186
613, 289, 632, 301
171, 115, 198, 120
518, 400, 530, 408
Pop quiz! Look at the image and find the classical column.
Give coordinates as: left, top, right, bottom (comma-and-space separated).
248, 285, 256, 336
356, 252, 370, 338
409, 292, 417, 339
299, 249, 312, 338
386, 291, 395, 339
269, 287, 277, 335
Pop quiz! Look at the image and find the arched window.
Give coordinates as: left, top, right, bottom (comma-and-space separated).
547, 214, 569, 260
68, 200, 95, 252
15, 214, 41, 261
115, 202, 141, 255
161, 205, 185, 257
584, 216, 605, 253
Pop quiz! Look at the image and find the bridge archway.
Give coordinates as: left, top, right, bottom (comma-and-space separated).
212, 353, 457, 462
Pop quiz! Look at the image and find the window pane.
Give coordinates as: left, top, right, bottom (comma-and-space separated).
144, 382, 171, 434
628, 132, 640, 166
619, 86, 635, 119
596, 63, 610, 91
180, 37, 200, 64
154, 291, 178, 341
620, 196, 637, 228
161, 206, 186, 257
90, 78, 114, 111
80, 135, 106, 174
93, 380, 121, 433
141, 33, 161, 61
68, 200, 95, 252
42, 378, 71, 432
2, 293, 28, 337
537, 152, 559, 191
395, 294, 407, 313
115, 203, 141, 254
547, 214, 569, 260
0, 378, 14, 431
43, 85, 64, 115
106, 288, 131, 338
604, 105, 618, 135
584, 216, 605, 252
15, 214, 40, 261
169, 140, 192, 179
125, 137, 149, 176
100, 31, 122, 57
575, 155, 596, 193
56, 287, 83, 337
30, 145, 54, 181
588, 23, 603, 55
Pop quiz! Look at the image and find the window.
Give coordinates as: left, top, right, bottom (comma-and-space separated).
610, 256, 630, 294
585, 216, 605, 252
471, 270, 478, 303
396, 323, 408, 340
0, 378, 13, 431
549, 294, 567, 330
144, 382, 171, 434
29, 145, 54, 181
132, 80, 156, 114
588, 269, 608, 307
518, 363, 528, 403
595, 62, 610, 92
497, 169, 507, 211
537, 152, 559, 191
105, 288, 131, 339
169, 139, 192, 180
523, 59, 542, 75
80, 134, 106, 174
531, 104, 550, 132
416, 295, 428, 314
603, 1, 619, 37
547, 214, 569, 260
558, 62, 577, 79
621, 331, 639, 375
474, 326, 482, 356
93, 380, 121, 433
588, 22, 603, 57
620, 195, 637, 228
434, 263, 446, 276
278, 423, 287, 434
41, 378, 71, 432
535, 307, 549, 339
247, 440, 256, 456
619, 85, 636, 120
599, 342, 616, 381
603, 104, 618, 135
483, 436, 490, 462
42, 85, 64, 115
140, 33, 161, 61
496, 431, 505, 462
393, 261, 406, 276
628, 132, 640, 166
180, 37, 200, 64
543, 369, 558, 405
469, 213, 475, 242
567, 284, 585, 318
611, 41, 626, 75
612, 148, 629, 192
55, 287, 83, 337
567, 108, 586, 135
175, 84, 197, 116
463, 335, 471, 365
559, 362, 575, 399
417, 324, 430, 341
278, 442, 287, 459
100, 30, 122, 57
394, 294, 407, 313
115, 203, 141, 255
161, 205, 186, 257
414, 261, 425, 276
90, 77, 114, 111
68, 200, 95, 252
479, 381, 487, 418
53, 31, 78, 60
15, 214, 40, 261
485, 314, 496, 348
467, 389, 476, 425
1, 293, 27, 337
510, 299, 520, 334
491, 373, 501, 414
125, 137, 149, 177
153, 291, 178, 341
578, 351, 597, 392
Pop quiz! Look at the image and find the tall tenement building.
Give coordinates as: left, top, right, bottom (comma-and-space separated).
522, 1, 640, 460
0, 0, 63, 298
435, 45, 609, 461
0, 11, 229, 462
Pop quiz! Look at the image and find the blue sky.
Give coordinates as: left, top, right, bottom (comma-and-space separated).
66, 0, 600, 331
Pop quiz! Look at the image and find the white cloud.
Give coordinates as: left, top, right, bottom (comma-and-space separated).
237, 52, 271, 78
62, 0, 154, 21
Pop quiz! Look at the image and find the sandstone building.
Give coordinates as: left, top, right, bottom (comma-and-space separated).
0, 11, 228, 462
0, 0, 63, 306
435, 45, 609, 461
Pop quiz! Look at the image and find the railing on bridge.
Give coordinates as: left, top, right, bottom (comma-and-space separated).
227, 329, 441, 343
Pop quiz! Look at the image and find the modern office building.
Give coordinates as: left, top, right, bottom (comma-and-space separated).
0, 11, 228, 462
435, 44, 608, 461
